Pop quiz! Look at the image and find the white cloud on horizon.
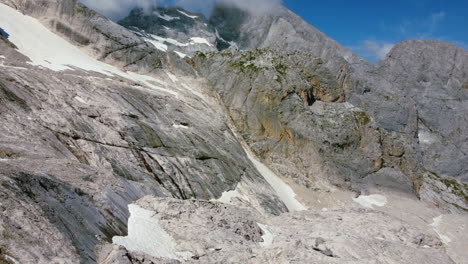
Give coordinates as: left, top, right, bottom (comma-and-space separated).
350, 40, 395, 63
79, 0, 283, 21
80, 0, 158, 20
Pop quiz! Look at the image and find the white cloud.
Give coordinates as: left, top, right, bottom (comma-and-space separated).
397, 11, 446, 39
80, 0, 158, 20
364, 41, 394, 60
80, 0, 283, 20
350, 40, 395, 63
218, 0, 282, 15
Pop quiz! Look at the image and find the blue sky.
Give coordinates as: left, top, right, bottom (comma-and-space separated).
284, 0, 468, 62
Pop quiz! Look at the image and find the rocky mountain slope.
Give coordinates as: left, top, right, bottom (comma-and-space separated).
0, 0, 466, 263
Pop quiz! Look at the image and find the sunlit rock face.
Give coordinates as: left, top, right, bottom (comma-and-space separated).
0, 0, 466, 263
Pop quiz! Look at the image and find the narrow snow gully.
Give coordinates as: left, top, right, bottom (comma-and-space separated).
222, 124, 307, 212
243, 146, 307, 211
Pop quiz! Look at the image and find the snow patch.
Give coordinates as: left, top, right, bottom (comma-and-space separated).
173, 124, 189, 129
146, 34, 211, 49
215, 187, 250, 204
144, 38, 168, 52
353, 194, 387, 209
113, 204, 192, 260
151, 35, 187, 47
0, 62, 28, 70
0, 55, 5, 59
126, 72, 177, 96
4, 255, 20, 264
243, 146, 307, 211
74, 96, 88, 105
154, 12, 180, 21
190, 37, 213, 47
177, 10, 198, 19
0, 4, 177, 97
257, 223, 274, 247
174, 51, 187, 58
430, 215, 451, 245
418, 131, 436, 145
166, 71, 179, 83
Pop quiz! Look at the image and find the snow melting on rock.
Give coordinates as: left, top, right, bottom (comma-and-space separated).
154, 11, 180, 21
215, 186, 250, 204
257, 223, 274, 247
353, 194, 387, 209
430, 215, 451, 245
243, 146, 307, 211
172, 124, 189, 129
113, 204, 192, 260
0, 3, 177, 97
166, 71, 179, 83
4, 255, 20, 264
74, 96, 89, 105
144, 38, 168, 52
418, 131, 437, 145
177, 10, 198, 19
174, 51, 187, 58
190, 37, 213, 47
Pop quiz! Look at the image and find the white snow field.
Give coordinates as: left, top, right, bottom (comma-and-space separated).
353, 194, 387, 209
0, 4, 178, 97
113, 204, 192, 260
243, 146, 307, 211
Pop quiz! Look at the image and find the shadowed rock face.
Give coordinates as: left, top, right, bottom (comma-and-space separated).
0, 27, 8, 38
119, 7, 218, 56
0, 0, 467, 263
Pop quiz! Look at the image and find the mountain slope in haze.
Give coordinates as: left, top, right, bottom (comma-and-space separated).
0, 0, 467, 263
119, 7, 217, 57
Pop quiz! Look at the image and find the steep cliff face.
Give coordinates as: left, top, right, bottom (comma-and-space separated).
191, 4, 467, 211
0, 0, 467, 263
0, 1, 288, 263
378, 41, 468, 181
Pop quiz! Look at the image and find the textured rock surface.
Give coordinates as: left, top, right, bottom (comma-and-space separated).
96, 196, 461, 264
0, 0, 466, 263
119, 7, 217, 57
192, 4, 468, 212
0, 2, 287, 263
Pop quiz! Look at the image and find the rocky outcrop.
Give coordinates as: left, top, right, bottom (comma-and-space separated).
192, 5, 468, 212
192, 49, 383, 191
95, 196, 456, 264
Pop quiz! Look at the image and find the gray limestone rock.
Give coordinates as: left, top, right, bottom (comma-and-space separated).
100, 196, 457, 264
0, 0, 467, 263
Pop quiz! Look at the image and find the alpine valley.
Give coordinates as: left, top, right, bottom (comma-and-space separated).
0, 0, 467, 263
